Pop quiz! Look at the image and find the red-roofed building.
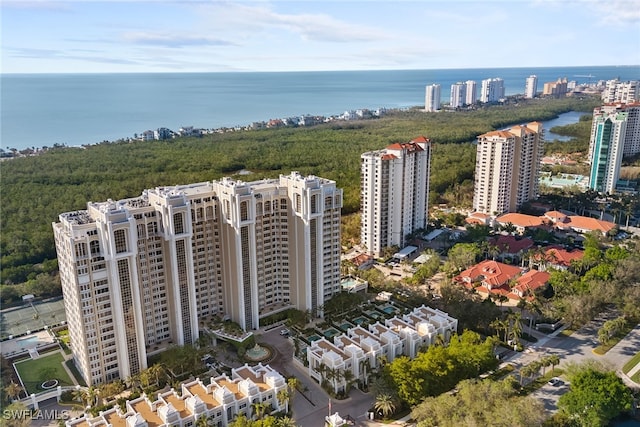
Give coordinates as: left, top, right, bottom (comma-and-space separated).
351, 253, 374, 270
455, 260, 522, 291
488, 235, 534, 258
512, 270, 550, 300
466, 212, 492, 226
495, 213, 547, 233
496, 212, 616, 236
454, 260, 550, 303
533, 246, 585, 271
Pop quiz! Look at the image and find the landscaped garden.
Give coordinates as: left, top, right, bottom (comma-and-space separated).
14, 351, 74, 394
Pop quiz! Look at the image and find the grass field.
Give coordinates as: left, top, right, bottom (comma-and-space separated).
622, 351, 640, 374
14, 351, 74, 394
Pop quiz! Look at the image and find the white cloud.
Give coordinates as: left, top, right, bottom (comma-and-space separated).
194, 2, 389, 43
591, 0, 640, 25
121, 32, 238, 48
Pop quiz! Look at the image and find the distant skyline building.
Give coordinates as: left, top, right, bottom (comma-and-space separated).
425, 84, 441, 112
602, 79, 640, 104
450, 82, 466, 108
473, 122, 544, 215
525, 75, 538, 99
480, 78, 505, 103
542, 77, 568, 97
361, 137, 432, 257
588, 103, 640, 193
465, 80, 477, 105
53, 172, 343, 385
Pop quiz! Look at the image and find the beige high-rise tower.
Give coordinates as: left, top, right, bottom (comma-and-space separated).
361, 137, 432, 257
53, 172, 342, 385
473, 123, 544, 215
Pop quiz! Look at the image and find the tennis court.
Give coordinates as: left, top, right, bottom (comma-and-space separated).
0, 297, 66, 340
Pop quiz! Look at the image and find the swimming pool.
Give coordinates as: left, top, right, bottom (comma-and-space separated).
353, 317, 367, 325
339, 322, 354, 331
16, 336, 39, 348
380, 305, 397, 315
365, 310, 382, 320
323, 328, 341, 339
308, 334, 321, 342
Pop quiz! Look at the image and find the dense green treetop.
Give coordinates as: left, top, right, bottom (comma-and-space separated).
558, 363, 633, 426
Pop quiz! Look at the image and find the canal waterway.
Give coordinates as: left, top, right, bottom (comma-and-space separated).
541, 111, 586, 141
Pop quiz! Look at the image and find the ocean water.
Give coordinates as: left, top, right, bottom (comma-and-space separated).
2, 65, 639, 150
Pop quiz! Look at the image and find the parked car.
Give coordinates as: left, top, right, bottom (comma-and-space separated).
280, 329, 290, 336
548, 377, 563, 386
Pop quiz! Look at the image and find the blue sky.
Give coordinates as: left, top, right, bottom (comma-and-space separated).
2, 0, 639, 73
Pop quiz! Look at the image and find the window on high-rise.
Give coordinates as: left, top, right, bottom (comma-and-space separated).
114, 230, 127, 253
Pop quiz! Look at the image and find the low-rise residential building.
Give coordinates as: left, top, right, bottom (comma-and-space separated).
66, 364, 286, 427
487, 235, 534, 261
302, 306, 458, 393
454, 260, 550, 302
495, 212, 616, 236
532, 246, 585, 271
512, 270, 551, 300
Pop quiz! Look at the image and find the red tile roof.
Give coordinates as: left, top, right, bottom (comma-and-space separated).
455, 260, 521, 288
496, 213, 545, 228
541, 246, 584, 267
513, 270, 550, 296
488, 235, 534, 254
411, 136, 431, 143
479, 130, 515, 139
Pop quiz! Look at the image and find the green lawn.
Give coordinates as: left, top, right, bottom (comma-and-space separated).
622, 352, 640, 375
14, 351, 74, 394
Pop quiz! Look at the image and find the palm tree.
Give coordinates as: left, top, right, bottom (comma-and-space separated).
374, 394, 396, 419
148, 363, 167, 387
287, 377, 299, 406
548, 354, 560, 373
276, 416, 297, 427
251, 401, 269, 424
5, 382, 23, 401
277, 388, 291, 414
73, 386, 98, 408
195, 414, 212, 427
540, 356, 552, 376
359, 358, 372, 388
508, 312, 523, 345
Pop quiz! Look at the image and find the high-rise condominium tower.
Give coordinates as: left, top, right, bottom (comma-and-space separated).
602, 80, 640, 104
425, 84, 441, 112
473, 123, 544, 215
480, 78, 505, 103
465, 80, 477, 105
53, 172, 342, 385
588, 104, 640, 193
525, 75, 538, 99
361, 137, 432, 257
450, 82, 466, 108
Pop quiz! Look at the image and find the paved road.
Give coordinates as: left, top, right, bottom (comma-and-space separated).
258, 326, 377, 427
506, 311, 640, 414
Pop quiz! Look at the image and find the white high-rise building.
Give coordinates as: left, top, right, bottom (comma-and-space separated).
53, 172, 343, 385
602, 79, 640, 104
480, 78, 505, 103
588, 104, 640, 193
425, 84, 441, 112
361, 137, 432, 257
450, 82, 466, 108
465, 80, 477, 105
473, 123, 544, 215
525, 75, 538, 99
